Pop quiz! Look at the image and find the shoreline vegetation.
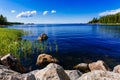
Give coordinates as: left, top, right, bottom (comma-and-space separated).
88, 12, 120, 26
0, 14, 24, 26
0, 28, 24, 57
88, 23, 120, 26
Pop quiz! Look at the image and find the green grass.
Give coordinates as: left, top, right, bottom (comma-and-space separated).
0, 28, 58, 59
0, 28, 24, 57
0, 28, 24, 40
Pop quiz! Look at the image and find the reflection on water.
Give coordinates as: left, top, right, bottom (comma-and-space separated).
7, 24, 120, 70
98, 25, 120, 38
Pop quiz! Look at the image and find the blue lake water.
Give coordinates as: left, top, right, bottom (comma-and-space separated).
8, 24, 120, 69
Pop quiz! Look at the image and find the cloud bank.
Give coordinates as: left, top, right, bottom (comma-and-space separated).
99, 8, 120, 16
16, 10, 37, 18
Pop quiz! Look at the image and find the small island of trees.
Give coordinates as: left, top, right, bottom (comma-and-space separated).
89, 12, 120, 24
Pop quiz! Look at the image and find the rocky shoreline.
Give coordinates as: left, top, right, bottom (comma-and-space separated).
1, 53, 120, 80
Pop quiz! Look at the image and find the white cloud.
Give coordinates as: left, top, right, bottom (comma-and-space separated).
11, 10, 15, 13
99, 8, 120, 16
43, 11, 48, 16
16, 10, 37, 18
51, 10, 56, 14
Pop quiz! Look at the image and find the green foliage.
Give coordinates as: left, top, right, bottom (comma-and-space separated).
89, 12, 120, 24
0, 28, 58, 59
0, 14, 23, 25
88, 17, 99, 23
0, 28, 24, 57
0, 14, 8, 25
99, 13, 120, 23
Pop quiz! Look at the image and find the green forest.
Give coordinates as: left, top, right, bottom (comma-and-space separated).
0, 14, 23, 25
0, 14, 8, 25
89, 12, 120, 24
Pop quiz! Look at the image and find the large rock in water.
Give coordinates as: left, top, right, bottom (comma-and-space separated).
88, 60, 109, 71
113, 65, 120, 73
0, 54, 26, 73
36, 53, 58, 66
74, 63, 90, 73
31, 63, 70, 80
78, 70, 120, 80
38, 33, 48, 41
65, 70, 82, 80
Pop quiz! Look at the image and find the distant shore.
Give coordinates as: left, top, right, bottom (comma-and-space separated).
0, 22, 24, 26
1, 23, 120, 26
88, 23, 120, 26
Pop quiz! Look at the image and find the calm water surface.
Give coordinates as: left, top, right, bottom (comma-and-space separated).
8, 24, 120, 69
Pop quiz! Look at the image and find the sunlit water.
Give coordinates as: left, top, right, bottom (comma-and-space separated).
8, 24, 120, 70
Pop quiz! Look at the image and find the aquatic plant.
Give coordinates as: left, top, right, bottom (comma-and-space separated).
0, 28, 58, 59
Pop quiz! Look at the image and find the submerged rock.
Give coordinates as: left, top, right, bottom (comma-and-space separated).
36, 53, 58, 67
78, 70, 120, 80
38, 33, 48, 41
74, 63, 90, 73
65, 70, 82, 80
88, 60, 109, 71
32, 63, 70, 80
0, 54, 26, 73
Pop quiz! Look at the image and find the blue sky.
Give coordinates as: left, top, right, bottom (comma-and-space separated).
0, 0, 120, 23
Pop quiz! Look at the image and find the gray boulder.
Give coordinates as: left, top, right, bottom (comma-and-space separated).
88, 60, 109, 71
113, 65, 120, 73
31, 63, 70, 80
0, 65, 35, 80
0, 65, 20, 80
65, 70, 82, 80
12, 73, 36, 80
78, 70, 120, 80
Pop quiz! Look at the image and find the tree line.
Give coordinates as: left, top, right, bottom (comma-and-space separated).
0, 14, 8, 25
0, 14, 23, 25
88, 12, 120, 24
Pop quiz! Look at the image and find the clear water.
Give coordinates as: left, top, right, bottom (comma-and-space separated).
8, 24, 120, 69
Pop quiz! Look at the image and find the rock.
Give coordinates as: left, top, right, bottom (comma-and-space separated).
77, 70, 120, 80
12, 73, 36, 80
65, 70, 82, 80
0, 64, 35, 80
0, 54, 26, 73
0, 65, 20, 80
36, 53, 58, 66
74, 63, 90, 72
113, 65, 120, 73
32, 63, 70, 80
21, 73, 36, 80
38, 33, 48, 41
88, 60, 108, 71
